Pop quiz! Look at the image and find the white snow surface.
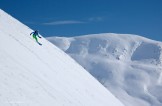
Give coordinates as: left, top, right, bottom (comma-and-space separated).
0, 9, 125, 106
47, 33, 162, 106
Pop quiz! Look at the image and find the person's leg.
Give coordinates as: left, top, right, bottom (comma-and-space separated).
33, 35, 38, 42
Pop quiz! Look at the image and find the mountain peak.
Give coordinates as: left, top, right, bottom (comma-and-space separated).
48, 33, 162, 64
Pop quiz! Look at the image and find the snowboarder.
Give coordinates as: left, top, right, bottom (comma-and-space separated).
30, 30, 42, 45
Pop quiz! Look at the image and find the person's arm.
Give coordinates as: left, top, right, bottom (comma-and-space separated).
30, 32, 34, 35
37, 33, 42, 38
38, 35, 42, 38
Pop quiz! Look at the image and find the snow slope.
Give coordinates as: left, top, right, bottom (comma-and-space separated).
47, 33, 162, 106
0, 9, 124, 106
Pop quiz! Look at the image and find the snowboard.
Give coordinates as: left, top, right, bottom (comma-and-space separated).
36, 41, 42, 46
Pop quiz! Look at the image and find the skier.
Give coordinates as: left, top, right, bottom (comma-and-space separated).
30, 30, 42, 45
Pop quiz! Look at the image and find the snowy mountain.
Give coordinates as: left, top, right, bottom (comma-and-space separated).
47, 33, 162, 106
0, 9, 124, 106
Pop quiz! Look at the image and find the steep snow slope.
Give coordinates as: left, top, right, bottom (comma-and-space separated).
0, 9, 124, 106
47, 33, 162, 106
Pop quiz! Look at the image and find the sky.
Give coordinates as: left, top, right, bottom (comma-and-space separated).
1, 0, 162, 41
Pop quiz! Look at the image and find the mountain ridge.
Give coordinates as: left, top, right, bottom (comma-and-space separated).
47, 33, 162, 106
